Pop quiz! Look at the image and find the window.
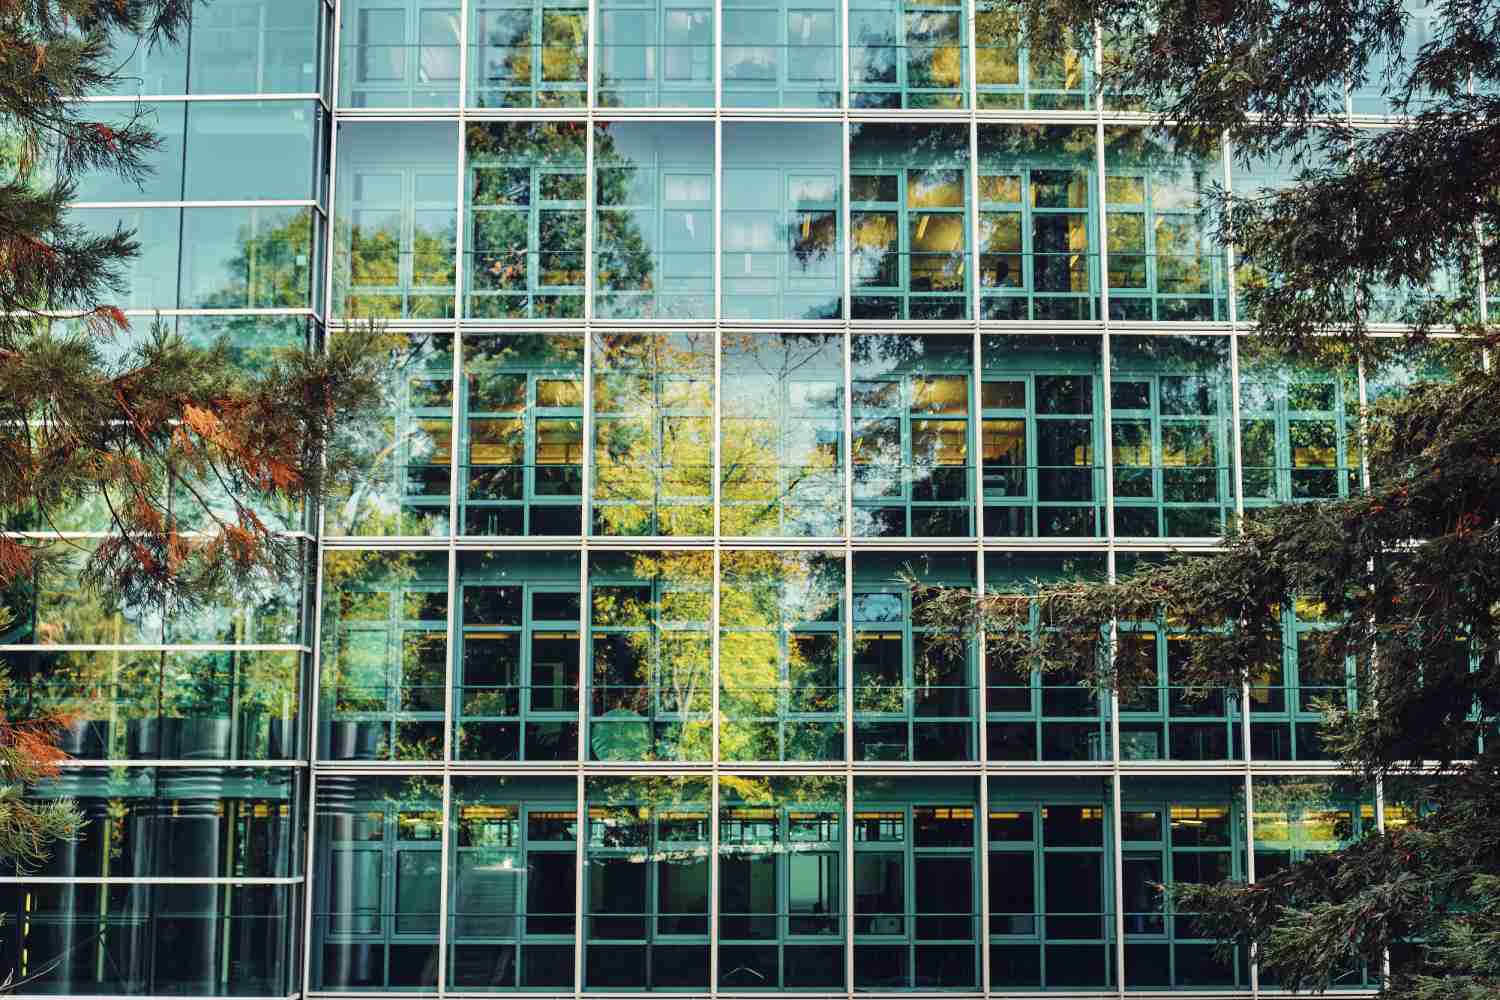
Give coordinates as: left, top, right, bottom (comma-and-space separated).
974, 5, 1090, 109
853, 554, 976, 761
721, 333, 845, 537
1110, 336, 1234, 539
850, 0, 967, 108
448, 778, 578, 988
718, 778, 845, 989
1117, 622, 1241, 762
722, 0, 840, 107
455, 552, 581, 761
1120, 779, 1248, 990
1248, 599, 1358, 761
984, 553, 1110, 762
593, 332, 714, 536
465, 123, 586, 318
982, 334, 1105, 537
853, 777, 980, 990
319, 551, 449, 761
334, 122, 458, 319
588, 552, 713, 761
1104, 129, 1228, 322
851, 124, 971, 319
594, 122, 715, 318
851, 334, 974, 537
978, 124, 1099, 320
987, 778, 1114, 989
460, 334, 584, 536
719, 551, 844, 761
315, 777, 444, 989
722, 123, 844, 320
339, 0, 459, 107
584, 777, 711, 989
469, 0, 587, 107
1239, 351, 1361, 509
596, 0, 714, 107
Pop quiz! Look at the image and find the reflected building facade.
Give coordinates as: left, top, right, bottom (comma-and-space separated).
0, 0, 1470, 996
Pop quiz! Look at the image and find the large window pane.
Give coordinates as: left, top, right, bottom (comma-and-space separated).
984, 553, 1110, 762
1121, 776, 1247, 990
722, 123, 843, 320
180, 206, 314, 309
987, 776, 1115, 989
719, 776, 845, 989
455, 551, 581, 761
592, 331, 714, 536
314, 775, 443, 990
1, 882, 296, 995
853, 776, 979, 990
594, 122, 714, 319
70, 207, 180, 310
318, 550, 448, 762
327, 331, 454, 537
449, 776, 578, 989
15, 767, 298, 878
975, 4, 1090, 109
468, 0, 587, 107
853, 553, 976, 761
464, 122, 586, 319
339, 0, 459, 107
851, 123, 970, 319
333, 122, 458, 319
721, 332, 844, 538
981, 334, 1106, 538
852, 333, 974, 537
978, 124, 1100, 320
1104, 129, 1228, 322
1109, 335, 1234, 539
719, 551, 844, 761
1238, 338, 1361, 513
584, 777, 711, 989
189, 0, 322, 93
462, 333, 584, 535
850, 0, 968, 108
183, 101, 317, 201
588, 552, 712, 761
722, 0, 840, 106
2, 650, 301, 761
1116, 554, 1242, 762
596, 0, 713, 106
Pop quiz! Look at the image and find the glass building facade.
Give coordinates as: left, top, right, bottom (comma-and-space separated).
0, 0, 1479, 996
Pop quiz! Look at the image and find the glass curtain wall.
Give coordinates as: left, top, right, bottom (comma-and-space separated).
8, 1, 1483, 999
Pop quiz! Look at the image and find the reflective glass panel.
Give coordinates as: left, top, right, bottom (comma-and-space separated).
981, 334, 1106, 538
594, 122, 715, 319
318, 550, 449, 761
588, 552, 712, 761
722, 123, 844, 320
333, 122, 459, 319
1104, 129, 1228, 322
721, 332, 844, 537
464, 122, 587, 318
455, 551, 581, 760
592, 331, 715, 536
852, 333, 974, 538
719, 552, 844, 761
462, 333, 585, 535
850, 123, 971, 319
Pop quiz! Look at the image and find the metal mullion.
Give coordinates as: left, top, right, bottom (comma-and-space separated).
574, 770, 587, 997
434, 773, 453, 992
709, 767, 721, 997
